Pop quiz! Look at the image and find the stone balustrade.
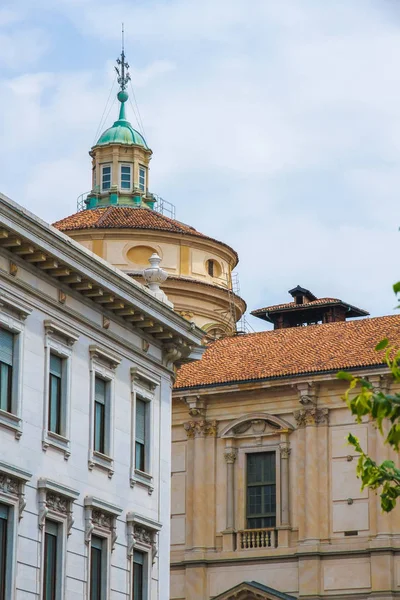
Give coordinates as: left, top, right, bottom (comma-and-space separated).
237, 527, 278, 549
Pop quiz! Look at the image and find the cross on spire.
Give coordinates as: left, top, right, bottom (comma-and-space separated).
115, 23, 131, 92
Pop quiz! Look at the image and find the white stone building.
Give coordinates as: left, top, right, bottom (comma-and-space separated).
0, 191, 203, 599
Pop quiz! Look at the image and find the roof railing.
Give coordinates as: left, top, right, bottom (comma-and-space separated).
76, 189, 176, 219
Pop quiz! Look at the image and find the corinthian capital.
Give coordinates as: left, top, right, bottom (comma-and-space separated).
184, 419, 218, 438
224, 449, 238, 464
294, 407, 329, 428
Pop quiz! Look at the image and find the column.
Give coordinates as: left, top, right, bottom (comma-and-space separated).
222, 447, 237, 551
224, 448, 237, 530
279, 443, 290, 527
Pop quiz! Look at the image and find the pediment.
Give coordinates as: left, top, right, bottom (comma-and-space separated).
213, 581, 297, 600
220, 413, 293, 439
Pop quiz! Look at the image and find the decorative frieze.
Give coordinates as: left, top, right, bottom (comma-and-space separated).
294, 407, 329, 428
37, 479, 79, 535
0, 462, 32, 520
84, 496, 122, 551
126, 513, 161, 563
184, 419, 218, 438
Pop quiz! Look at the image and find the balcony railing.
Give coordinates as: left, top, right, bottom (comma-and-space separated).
238, 528, 278, 549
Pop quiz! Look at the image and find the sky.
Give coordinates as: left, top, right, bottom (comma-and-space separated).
0, 0, 399, 331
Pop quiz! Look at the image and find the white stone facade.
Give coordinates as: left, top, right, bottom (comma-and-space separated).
0, 192, 203, 599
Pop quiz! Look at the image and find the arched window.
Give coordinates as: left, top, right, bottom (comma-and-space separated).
206, 259, 221, 278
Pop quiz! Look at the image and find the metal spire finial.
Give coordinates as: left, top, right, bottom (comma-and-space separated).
115, 23, 131, 92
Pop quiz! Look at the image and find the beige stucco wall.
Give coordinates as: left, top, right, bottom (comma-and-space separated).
66, 229, 244, 334
171, 374, 400, 599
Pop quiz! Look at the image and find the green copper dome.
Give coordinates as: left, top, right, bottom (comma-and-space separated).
95, 92, 149, 149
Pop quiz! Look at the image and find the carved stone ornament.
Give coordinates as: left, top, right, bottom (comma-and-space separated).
279, 445, 291, 459
85, 501, 119, 551
294, 407, 329, 427
46, 492, 68, 515
92, 509, 113, 530
224, 449, 238, 464
0, 473, 26, 520
127, 522, 158, 564
0, 473, 19, 496
184, 419, 218, 438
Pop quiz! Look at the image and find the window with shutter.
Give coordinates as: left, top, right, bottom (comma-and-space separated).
0, 329, 13, 413
48, 354, 63, 434
135, 399, 146, 472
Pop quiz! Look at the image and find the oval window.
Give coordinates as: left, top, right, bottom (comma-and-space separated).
127, 245, 156, 265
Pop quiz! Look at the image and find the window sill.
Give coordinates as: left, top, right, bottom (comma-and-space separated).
89, 451, 114, 478
0, 409, 22, 439
131, 469, 154, 495
42, 431, 70, 460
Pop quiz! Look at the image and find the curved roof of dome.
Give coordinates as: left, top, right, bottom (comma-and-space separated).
53, 207, 238, 264
95, 118, 149, 149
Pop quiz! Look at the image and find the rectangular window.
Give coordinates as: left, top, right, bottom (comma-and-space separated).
48, 354, 63, 435
138, 167, 146, 192
101, 165, 111, 191
121, 165, 132, 190
90, 536, 105, 600
135, 399, 146, 472
43, 520, 58, 600
246, 452, 276, 529
133, 551, 145, 600
0, 504, 8, 600
0, 328, 13, 413
94, 377, 107, 454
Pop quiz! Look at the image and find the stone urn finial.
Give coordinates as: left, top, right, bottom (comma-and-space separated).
142, 253, 173, 307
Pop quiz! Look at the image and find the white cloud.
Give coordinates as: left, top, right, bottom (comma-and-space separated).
1, 0, 399, 329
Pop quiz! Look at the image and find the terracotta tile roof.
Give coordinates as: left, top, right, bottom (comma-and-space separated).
252, 297, 366, 315
53, 207, 238, 263
175, 315, 400, 390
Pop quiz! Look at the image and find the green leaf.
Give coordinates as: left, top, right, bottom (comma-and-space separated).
393, 281, 400, 294
375, 338, 389, 351
337, 371, 354, 382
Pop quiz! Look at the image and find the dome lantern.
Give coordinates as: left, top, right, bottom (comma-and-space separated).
86, 37, 153, 212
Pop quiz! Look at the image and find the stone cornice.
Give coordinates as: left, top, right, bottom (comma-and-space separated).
0, 192, 204, 348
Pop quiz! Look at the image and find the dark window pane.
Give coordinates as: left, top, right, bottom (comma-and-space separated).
49, 354, 62, 377
0, 504, 8, 600
48, 373, 62, 434
94, 401, 105, 454
0, 362, 12, 413
95, 378, 106, 405
133, 551, 144, 600
135, 441, 145, 472
246, 452, 276, 529
90, 536, 103, 600
43, 521, 58, 600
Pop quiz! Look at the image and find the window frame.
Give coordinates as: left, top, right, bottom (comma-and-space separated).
84, 496, 122, 600
93, 375, 109, 456
246, 451, 277, 529
138, 166, 146, 192
101, 164, 112, 192
130, 368, 159, 493
0, 460, 31, 600
37, 478, 79, 600
120, 163, 132, 192
88, 346, 121, 477
126, 513, 161, 600
42, 321, 78, 459
0, 294, 31, 438
42, 519, 64, 600
240, 446, 281, 531
90, 534, 108, 600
